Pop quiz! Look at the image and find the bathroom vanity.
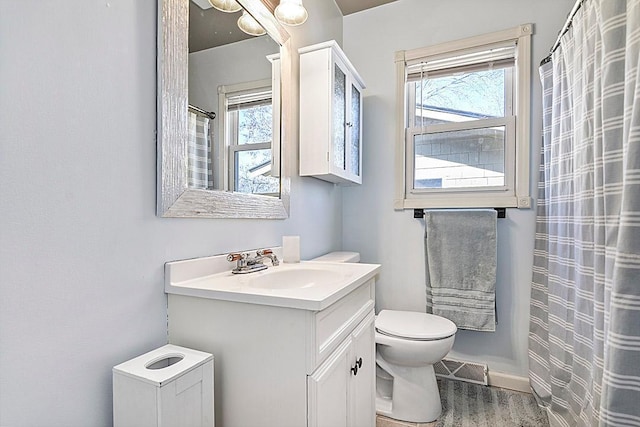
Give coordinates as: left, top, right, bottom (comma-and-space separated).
165, 254, 380, 427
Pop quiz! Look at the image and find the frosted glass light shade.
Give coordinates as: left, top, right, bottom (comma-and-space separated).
237, 11, 266, 36
274, 0, 308, 26
208, 0, 242, 13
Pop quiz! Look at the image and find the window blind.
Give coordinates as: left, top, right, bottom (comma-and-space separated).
407, 41, 516, 81
226, 89, 272, 111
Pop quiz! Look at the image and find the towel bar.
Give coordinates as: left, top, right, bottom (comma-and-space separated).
413, 208, 506, 219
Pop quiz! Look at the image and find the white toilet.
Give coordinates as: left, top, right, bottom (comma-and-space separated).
310, 251, 457, 424
310, 251, 361, 263
375, 310, 456, 423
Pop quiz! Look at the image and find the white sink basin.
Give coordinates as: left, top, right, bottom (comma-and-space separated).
165, 257, 380, 310
247, 267, 342, 290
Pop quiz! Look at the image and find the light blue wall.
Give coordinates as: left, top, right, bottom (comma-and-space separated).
342, 0, 574, 377
0, 0, 577, 423
0, 0, 342, 425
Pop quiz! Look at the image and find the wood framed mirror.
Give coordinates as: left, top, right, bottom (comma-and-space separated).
157, 0, 292, 218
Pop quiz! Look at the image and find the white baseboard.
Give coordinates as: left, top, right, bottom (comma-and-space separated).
487, 371, 531, 393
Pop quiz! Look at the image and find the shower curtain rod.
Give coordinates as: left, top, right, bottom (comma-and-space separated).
540, 0, 586, 66
188, 104, 216, 120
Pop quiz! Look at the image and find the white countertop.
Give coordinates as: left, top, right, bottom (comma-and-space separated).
165, 256, 380, 311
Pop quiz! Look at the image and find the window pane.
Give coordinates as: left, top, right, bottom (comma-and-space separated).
238, 104, 273, 145
414, 69, 506, 126
414, 126, 505, 189
235, 149, 279, 195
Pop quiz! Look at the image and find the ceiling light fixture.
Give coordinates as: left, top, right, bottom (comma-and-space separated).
208, 0, 242, 13
274, 0, 308, 26
237, 10, 266, 36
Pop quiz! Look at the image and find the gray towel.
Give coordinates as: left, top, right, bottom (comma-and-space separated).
424, 209, 497, 331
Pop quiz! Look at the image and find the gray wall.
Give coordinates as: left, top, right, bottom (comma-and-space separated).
189, 36, 279, 113
342, 0, 574, 377
0, 0, 342, 425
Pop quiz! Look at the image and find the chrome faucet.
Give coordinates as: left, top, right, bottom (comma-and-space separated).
227, 249, 279, 274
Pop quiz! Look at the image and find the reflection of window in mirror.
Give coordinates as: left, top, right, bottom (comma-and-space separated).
221, 80, 279, 196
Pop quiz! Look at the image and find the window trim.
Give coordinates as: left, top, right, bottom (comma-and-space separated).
394, 24, 533, 210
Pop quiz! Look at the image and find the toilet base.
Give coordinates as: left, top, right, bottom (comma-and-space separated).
375, 395, 393, 415
376, 354, 442, 423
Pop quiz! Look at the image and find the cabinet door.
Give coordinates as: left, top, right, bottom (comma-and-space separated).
308, 338, 352, 427
332, 62, 347, 172
350, 313, 375, 427
347, 82, 362, 178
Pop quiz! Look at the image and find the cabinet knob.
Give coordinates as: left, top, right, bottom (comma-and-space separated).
357, 357, 363, 368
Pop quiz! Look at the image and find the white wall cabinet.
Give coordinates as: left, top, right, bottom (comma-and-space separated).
168, 279, 376, 427
299, 41, 365, 184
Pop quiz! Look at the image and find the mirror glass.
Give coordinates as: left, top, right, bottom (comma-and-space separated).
188, 0, 280, 196
157, 0, 291, 219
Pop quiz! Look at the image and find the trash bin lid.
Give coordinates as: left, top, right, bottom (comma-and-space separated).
112, 344, 213, 387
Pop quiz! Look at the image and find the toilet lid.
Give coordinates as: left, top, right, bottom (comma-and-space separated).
376, 310, 457, 340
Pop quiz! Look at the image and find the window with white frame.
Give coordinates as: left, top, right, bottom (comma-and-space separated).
219, 80, 279, 196
395, 24, 533, 209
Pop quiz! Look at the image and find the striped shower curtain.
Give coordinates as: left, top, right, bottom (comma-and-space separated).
529, 1, 640, 426
187, 110, 213, 189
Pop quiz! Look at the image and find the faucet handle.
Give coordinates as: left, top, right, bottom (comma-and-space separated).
257, 249, 279, 266
227, 253, 246, 262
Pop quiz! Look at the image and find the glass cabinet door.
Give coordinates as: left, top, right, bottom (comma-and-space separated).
333, 63, 347, 171
348, 83, 361, 176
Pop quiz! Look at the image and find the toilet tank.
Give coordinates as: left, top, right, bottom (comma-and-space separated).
310, 251, 360, 263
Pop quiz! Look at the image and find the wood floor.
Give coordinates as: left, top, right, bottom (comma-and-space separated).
375, 379, 547, 427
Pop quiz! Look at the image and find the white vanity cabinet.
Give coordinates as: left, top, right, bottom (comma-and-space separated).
167, 278, 376, 427
299, 41, 365, 184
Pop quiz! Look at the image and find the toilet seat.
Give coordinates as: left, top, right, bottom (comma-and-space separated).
376, 310, 457, 341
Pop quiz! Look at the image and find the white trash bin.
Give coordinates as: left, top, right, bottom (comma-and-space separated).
113, 344, 214, 427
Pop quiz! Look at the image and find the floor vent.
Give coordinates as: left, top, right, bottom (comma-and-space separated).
434, 358, 488, 385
